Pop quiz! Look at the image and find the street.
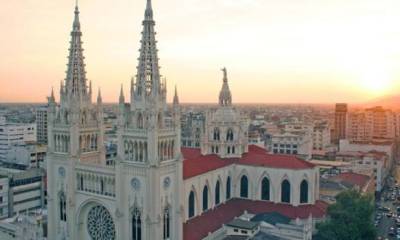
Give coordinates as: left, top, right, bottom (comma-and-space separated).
376, 166, 400, 239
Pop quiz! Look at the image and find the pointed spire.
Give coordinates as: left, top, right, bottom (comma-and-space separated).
119, 84, 125, 104
145, 0, 154, 20
219, 67, 232, 106
133, 0, 162, 106
97, 88, 102, 104
73, 1, 80, 31
63, 3, 89, 104
51, 87, 55, 99
173, 85, 179, 105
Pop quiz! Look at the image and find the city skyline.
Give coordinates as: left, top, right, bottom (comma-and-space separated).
1, 0, 400, 103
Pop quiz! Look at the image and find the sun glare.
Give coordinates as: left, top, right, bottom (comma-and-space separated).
359, 68, 392, 96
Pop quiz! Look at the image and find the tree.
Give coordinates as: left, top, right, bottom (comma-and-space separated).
316, 189, 376, 240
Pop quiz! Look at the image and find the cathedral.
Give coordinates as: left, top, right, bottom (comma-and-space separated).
46, 1, 327, 240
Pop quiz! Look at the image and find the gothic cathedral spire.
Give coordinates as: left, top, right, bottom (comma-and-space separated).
63, 3, 90, 106
132, 0, 164, 109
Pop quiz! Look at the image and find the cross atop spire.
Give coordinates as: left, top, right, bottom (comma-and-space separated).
219, 67, 232, 106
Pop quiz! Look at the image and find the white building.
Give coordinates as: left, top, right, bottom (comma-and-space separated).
0, 168, 46, 217
339, 139, 395, 168
0, 117, 36, 162
336, 151, 388, 192
47, 2, 327, 240
5, 143, 47, 169
312, 122, 331, 151
270, 132, 312, 160
0, 213, 45, 240
35, 107, 48, 145
0, 176, 9, 219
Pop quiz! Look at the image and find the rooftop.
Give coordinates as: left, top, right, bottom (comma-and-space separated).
183, 198, 328, 240
182, 145, 315, 179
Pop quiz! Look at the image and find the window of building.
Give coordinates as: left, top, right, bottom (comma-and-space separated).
188, 191, 195, 218
240, 175, 248, 198
226, 177, 231, 200
163, 207, 170, 240
300, 180, 308, 203
132, 208, 141, 240
261, 178, 270, 201
215, 181, 220, 205
281, 180, 291, 203
202, 185, 209, 211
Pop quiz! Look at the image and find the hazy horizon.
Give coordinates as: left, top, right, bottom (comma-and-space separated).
1, 0, 400, 103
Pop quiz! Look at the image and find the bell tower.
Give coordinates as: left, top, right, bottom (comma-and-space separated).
115, 0, 183, 239
47, 4, 105, 239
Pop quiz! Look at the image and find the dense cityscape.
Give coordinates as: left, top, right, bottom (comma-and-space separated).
1, 0, 400, 240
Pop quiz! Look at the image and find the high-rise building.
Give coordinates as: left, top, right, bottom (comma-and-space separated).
333, 103, 348, 144
348, 106, 396, 142
36, 107, 48, 144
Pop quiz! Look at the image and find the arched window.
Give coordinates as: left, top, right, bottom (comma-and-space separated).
281, 179, 291, 203
202, 185, 209, 211
137, 113, 144, 129
132, 208, 141, 240
163, 207, 170, 240
226, 129, 234, 141
59, 192, 67, 221
261, 177, 270, 201
188, 191, 195, 218
232, 146, 235, 154
227, 146, 230, 154
215, 181, 221, 205
300, 180, 308, 203
226, 177, 231, 200
80, 176, 84, 190
100, 179, 104, 194
213, 128, 220, 141
240, 175, 248, 198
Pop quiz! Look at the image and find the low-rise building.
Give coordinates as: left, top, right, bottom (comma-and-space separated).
0, 168, 45, 217
270, 132, 312, 160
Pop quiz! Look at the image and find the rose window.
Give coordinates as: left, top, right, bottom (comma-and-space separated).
87, 205, 115, 240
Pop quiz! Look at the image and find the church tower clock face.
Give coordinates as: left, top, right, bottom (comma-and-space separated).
87, 205, 116, 240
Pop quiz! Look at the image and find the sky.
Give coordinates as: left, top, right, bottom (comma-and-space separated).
1, 0, 400, 104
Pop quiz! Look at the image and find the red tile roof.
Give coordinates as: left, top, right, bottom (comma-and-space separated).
183, 198, 328, 240
182, 145, 315, 179
332, 172, 370, 188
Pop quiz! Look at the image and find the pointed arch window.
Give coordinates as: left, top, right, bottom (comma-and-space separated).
240, 175, 248, 198
59, 192, 67, 221
281, 179, 291, 203
137, 113, 144, 129
188, 191, 195, 218
215, 181, 221, 205
226, 177, 231, 200
132, 208, 142, 240
202, 185, 209, 211
213, 128, 220, 141
261, 177, 270, 201
163, 207, 170, 239
226, 129, 234, 141
300, 180, 308, 203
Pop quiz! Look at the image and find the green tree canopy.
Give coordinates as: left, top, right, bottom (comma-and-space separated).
316, 189, 376, 240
